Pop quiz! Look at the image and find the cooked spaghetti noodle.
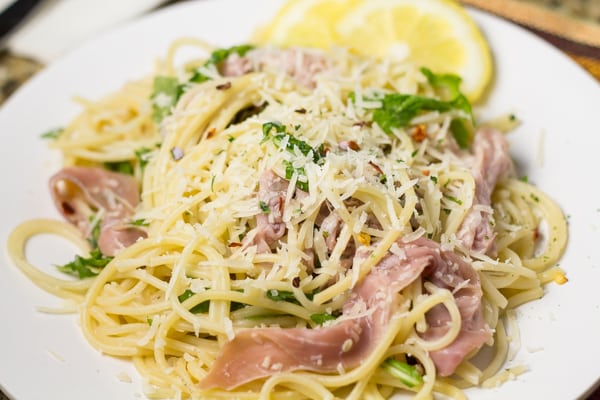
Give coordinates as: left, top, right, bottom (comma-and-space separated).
6, 38, 567, 399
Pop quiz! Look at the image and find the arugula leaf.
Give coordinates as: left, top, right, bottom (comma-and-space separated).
190, 44, 255, 83
449, 119, 470, 149
373, 94, 471, 134
365, 68, 474, 148
56, 249, 112, 279
151, 76, 185, 123
382, 358, 423, 388
420, 67, 462, 99
40, 127, 64, 140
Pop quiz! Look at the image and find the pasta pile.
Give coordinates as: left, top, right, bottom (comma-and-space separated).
7, 39, 567, 399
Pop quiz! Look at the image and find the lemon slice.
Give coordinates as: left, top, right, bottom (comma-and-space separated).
253, 0, 492, 102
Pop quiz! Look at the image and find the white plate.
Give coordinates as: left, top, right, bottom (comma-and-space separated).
1, 1, 599, 399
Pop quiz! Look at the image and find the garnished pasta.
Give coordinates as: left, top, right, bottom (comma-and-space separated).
6, 38, 567, 399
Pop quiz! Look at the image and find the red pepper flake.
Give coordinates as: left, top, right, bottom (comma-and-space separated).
228, 242, 243, 247
339, 140, 360, 151
368, 161, 384, 175
292, 276, 300, 288
352, 121, 370, 128
216, 82, 232, 90
411, 124, 427, 142
294, 108, 307, 114
422, 169, 430, 176
206, 127, 216, 139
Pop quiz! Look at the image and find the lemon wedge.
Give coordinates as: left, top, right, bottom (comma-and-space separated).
253, 0, 492, 102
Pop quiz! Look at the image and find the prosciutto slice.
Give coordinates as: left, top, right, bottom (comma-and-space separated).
49, 166, 146, 256
199, 238, 491, 389
243, 171, 289, 253
220, 48, 330, 88
457, 127, 512, 254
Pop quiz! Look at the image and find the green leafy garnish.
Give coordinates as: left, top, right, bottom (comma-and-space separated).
56, 249, 113, 279
178, 289, 245, 313
104, 160, 134, 175
372, 94, 470, 135
362, 68, 474, 148
259, 200, 270, 213
151, 76, 185, 123
135, 146, 154, 170
262, 122, 325, 192
87, 216, 102, 250
266, 289, 298, 303
449, 119, 470, 149
178, 289, 210, 314
130, 218, 149, 227
40, 127, 64, 140
190, 44, 255, 83
310, 313, 337, 325
420, 67, 462, 99
263, 122, 324, 162
382, 358, 423, 388
56, 216, 112, 279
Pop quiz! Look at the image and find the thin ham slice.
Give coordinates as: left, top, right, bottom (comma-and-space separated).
457, 127, 512, 254
49, 166, 146, 256
243, 171, 289, 253
199, 238, 491, 389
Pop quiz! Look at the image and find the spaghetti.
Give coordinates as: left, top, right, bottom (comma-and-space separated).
7, 39, 567, 399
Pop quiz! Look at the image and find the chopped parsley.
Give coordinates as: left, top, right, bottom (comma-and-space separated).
310, 312, 337, 325
40, 127, 64, 140
259, 200, 270, 213
382, 358, 423, 388
262, 121, 325, 192
444, 194, 463, 205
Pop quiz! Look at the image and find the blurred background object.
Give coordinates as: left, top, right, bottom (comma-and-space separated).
461, 0, 600, 80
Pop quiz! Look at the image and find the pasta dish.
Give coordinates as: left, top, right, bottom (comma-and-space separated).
6, 38, 568, 399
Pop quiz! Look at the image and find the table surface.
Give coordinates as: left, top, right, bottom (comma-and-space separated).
0, 0, 598, 399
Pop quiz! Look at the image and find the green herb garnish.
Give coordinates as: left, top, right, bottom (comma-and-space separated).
190, 44, 255, 83
104, 160, 134, 175
382, 358, 423, 388
151, 76, 185, 123
310, 313, 337, 325
40, 127, 64, 140
56, 249, 112, 279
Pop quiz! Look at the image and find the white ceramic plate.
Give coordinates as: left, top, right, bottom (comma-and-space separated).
1, 1, 599, 399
